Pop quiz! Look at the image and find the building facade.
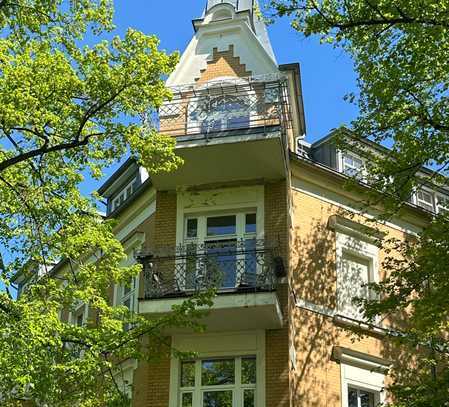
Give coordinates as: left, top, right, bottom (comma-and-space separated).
20, 1, 446, 406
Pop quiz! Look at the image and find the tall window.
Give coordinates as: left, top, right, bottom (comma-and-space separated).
71, 302, 87, 327
179, 356, 256, 407
183, 212, 257, 290
116, 277, 138, 330
336, 233, 378, 322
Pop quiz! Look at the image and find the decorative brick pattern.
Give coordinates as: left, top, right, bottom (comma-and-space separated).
196, 45, 252, 83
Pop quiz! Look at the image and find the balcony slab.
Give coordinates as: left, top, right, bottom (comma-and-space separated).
150, 130, 287, 190
138, 291, 283, 333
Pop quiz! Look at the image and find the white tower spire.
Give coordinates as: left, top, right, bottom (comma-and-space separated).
201, 0, 276, 63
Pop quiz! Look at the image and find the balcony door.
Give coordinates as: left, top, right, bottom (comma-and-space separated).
184, 212, 257, 291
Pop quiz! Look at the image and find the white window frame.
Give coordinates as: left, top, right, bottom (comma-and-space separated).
338, 151, 367, 181
169, 331, 266, 407
112, 177, 137, 212
336, 232, 379, 322
413, 187, 435, 213
113, 232, 145, 316
181, 211, 258, 290
69, 301, 88, 327
179, 356, 257, 407
340, 358, 386, 407
436, 193, 449, 214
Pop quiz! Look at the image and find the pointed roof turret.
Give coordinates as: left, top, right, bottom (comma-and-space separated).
166, 0, 278, 86
199, 0, 276, 63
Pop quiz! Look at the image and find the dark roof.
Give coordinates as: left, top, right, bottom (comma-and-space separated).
97, 157, 137, 196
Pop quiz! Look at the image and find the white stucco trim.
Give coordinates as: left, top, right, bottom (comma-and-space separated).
339, 351, 387, 407
175, 185, 265, 247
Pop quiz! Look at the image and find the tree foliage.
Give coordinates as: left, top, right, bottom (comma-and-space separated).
0, 1, 207, 406
265, 1, 449, 405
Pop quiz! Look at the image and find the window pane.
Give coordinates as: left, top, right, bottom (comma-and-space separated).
242, 357, 256, 384
181, 392, 193, 407
207, 216, 236, 236
201, 359, 235, 385
206, 240, 236, 288
360, 390, 375, 407
348, 388, 358, 407
181, 361, 195, 387
186, 219, 198, 238
76, 313, 84, 327
244, 389, 255, 407
339, 252, 371, 319
203, 390, 233, 407
245, 213, 257, 234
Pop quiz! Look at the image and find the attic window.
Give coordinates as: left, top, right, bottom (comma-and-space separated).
111, 178, 137, 212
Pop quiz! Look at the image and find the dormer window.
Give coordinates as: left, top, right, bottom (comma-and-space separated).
415, 189, 435, 212
112, 177, 137, 212
437, 194, 449, 214
340, 152, 366, 179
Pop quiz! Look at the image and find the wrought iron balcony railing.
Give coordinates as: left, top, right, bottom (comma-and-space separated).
137, 239, 284, 300
155, 74, 291, 139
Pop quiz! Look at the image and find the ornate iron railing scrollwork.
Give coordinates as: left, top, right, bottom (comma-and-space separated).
136, 239, 281, 300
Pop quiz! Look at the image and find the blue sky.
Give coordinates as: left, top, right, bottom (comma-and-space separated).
79, 0, 359, 196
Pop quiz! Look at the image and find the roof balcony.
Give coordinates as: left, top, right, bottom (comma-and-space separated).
150, 74, 292, 189
136, 239, 284, 331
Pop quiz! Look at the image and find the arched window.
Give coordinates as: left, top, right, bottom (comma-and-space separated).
189, 94, 251, 134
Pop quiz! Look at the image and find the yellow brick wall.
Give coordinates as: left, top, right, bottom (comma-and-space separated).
265, 181, 290, 407
131, 192, 177, 407
133, 339, 172, 407
289, 188, 412, 407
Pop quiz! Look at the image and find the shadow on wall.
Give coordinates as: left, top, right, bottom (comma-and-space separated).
288, 196, 419, 407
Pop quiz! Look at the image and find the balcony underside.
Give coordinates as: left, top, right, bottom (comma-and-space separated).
138, 290, 283, 332
151, 127, 287, 190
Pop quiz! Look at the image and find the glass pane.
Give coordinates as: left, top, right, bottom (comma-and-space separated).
181, 392, 193, 407
181, 361, 195, 387
207, 216, 236, 236
201, 359, 235, 385
360, 390, 375, 407
76, 313, 83, 327
206, 240, 236, 288
243, 389, 255, 407
186, 218, 198, 238
245, 213, 257, 234
203, 390, 233, 407
348, 388, 358, 407
242, 357, 256, 384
